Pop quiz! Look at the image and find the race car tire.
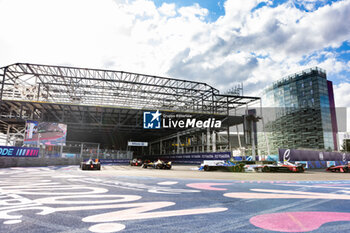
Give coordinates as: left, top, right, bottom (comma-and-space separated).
343, 167, 349, 173
204, 165, 209, 171
254, 167, 260, 172
239, 163, 245, 172
97, 164, 101, 170
142, 164, 147, 168
262, 166, 270, 172
233, 165, 242, 172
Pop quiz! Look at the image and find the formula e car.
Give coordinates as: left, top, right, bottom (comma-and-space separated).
200, 160, 263, 172
244, 164, 264, 172
142, 159, 172, 169
326, 164, 350, 173
253, 161, 305, 173
129, 158, 143, 166
80, 159, 101, 170
200, 160, 240, 172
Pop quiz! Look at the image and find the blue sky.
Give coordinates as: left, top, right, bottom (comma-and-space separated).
153, 0, 350, 87
154, 0, 342, 20
153, 0, 225, 21
0, 0, 349, 110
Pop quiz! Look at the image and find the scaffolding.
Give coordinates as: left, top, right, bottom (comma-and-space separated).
0, 63, 261, 153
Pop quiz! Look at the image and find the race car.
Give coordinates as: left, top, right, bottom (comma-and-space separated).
253, 161, 305, 173
326, 164, 350, 173
142, 159, 172, 169
80, 159, 101, 170
129, 158, 143, 166
200, 160, 240, 172
244, 164, 264, 172
200, 160, 259, 172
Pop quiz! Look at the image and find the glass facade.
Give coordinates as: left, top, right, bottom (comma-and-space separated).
259, 67, 337, 154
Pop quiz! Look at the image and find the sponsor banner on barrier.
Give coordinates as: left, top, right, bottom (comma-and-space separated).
266, 155, 279, 161
202, 160, 226, 166
150, 152, 232, 164
163, 152, 230, 160
295, 161, 308, 169
0, 146, 39, 157
327, 161, 336, 167
84, 159, 130, 164
246, 156, 260, 161
62, 153, 77, 158
305, 161, 348, 169
279, 148, 350, 162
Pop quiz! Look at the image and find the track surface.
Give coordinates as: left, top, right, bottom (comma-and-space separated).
1, 165, 350, 233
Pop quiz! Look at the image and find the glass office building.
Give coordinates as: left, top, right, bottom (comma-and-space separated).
259, 67, 338, 154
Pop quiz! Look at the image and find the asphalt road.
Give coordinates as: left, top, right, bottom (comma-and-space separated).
1, 165, 350, 233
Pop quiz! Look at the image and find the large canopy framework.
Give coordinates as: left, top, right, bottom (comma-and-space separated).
0, 63, 260, 150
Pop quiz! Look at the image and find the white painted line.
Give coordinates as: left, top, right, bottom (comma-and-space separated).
89, 223, 125, 232
157, 181, 178, 185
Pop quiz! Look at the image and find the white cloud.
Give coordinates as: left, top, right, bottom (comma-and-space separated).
334, 83, 350, 107
0, 0, 348, 133
167, 0, 350, 96
0, 0, 134, 67
333, 83, 350, 132
223, 0, 267, 26
178, 3, 208, 20
0, 0, 349, 99
159, 3, 176, 17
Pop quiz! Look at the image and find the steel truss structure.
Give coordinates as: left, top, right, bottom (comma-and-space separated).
0, 63, 260, 150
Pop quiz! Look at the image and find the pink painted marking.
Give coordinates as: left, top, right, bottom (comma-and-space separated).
315, 184, 350, 187
250, 212, 350, 232
230, 181, 297, 184
26, 150, 30, 156
186, 183, 231, 191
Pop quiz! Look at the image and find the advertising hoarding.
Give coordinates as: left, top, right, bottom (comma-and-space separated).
150, 152, 232, 164
24, 121, 67, 145
25, 120, 38, 141
0, 146, 39, 157
279, 148, 350, 161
